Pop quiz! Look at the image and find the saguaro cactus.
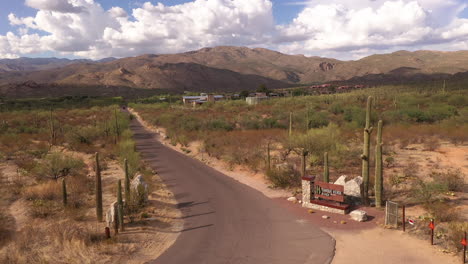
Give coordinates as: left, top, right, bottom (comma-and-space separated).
62, 178, 67, 206
300, 149, 308, 178
361, 96, 373, 205
375, 120, 383, 208
289, 112, 293, 136
266, 142, 271, 171
95, 152, 103, 222
49, 110, 56, 145
323, 152, 329, 183
117, 179, 125, 232
124, 158, 130, 204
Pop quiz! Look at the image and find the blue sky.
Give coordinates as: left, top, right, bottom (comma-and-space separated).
1, 0, 468, 60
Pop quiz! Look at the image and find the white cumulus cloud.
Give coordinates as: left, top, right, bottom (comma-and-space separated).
0, 0, 467, 59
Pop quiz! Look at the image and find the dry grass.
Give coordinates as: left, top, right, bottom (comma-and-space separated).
23, 181, 61, 201
0, 220, 122, 264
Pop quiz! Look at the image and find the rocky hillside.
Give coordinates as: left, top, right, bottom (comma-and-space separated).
1, 46, 468, 95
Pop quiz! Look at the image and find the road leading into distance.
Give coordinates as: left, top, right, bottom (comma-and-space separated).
129, 116, 335, 264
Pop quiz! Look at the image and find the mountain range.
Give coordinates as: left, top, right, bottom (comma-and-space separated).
1, 46, 468, 97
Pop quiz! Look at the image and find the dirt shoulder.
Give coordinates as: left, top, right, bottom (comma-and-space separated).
1, 148, 181, 264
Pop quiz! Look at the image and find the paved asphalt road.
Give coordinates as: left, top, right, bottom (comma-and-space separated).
130, 117, 335, 264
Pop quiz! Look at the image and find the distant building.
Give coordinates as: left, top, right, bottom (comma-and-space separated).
182, 93, 224, 105
246, 93, 269, 105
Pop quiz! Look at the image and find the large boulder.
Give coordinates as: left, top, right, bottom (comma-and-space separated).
334, 175, 347, 186
350, 210, 368, 222
105, 201, 118, 228
344, 176, 363, 197
131, 174, 149, 203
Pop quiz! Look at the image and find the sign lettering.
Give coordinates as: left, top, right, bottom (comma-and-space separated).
314, 181, 345, 202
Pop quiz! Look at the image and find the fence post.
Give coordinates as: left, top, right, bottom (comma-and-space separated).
463, 231, 466, 264
105, 227, 111, 239
402, 205, 405, 232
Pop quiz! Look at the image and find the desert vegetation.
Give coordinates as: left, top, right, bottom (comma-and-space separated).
0, 102, 178, 263
131, 84, 467, 253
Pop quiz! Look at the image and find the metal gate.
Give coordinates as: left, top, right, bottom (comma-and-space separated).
385, 201, 398, 227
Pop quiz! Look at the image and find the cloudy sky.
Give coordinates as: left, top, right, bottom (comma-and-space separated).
0, 0, 467, 60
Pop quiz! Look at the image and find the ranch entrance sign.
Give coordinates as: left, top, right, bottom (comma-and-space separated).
301, 177, 350, 215
314, 182, 344, 202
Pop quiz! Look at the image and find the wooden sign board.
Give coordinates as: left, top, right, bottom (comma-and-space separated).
314, 181, 345, 202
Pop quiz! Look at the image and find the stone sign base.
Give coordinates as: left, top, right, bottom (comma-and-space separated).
302, 200, 350, 215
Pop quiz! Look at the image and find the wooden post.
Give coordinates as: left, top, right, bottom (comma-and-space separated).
105, 227, 111, 239
463, 231, 466, 264
430, 219, 435, 245
402, 205, 405, 232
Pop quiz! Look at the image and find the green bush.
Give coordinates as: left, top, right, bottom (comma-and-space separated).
307, 112, 329, 128
118, 130, 140, 177
266, 167, 300, 188
33, 152, 85, 180
330, 103, 344, 114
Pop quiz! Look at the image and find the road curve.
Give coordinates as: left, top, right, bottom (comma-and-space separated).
129, 117, 335, 264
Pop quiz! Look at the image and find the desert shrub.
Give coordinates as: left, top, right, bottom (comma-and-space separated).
286, 123, 344, 158
424, 201, 460, 222
307, 112, 329, 128
117, 130, 140, 177
423, 137, 441, 151
266, 167, 300, 188
205, 118, 234, 131
402, 161, 420, 178
23, 181, 61, 201
29, 199, 58, 218
64, 126, 101, 146
330, 102, 344, 114
447, 94, 467, 107
430, 169, 466, 192
411, 179, 448, 206
385, 156, 395, 168
32, 152, 85, 180
447, 222, 468, 252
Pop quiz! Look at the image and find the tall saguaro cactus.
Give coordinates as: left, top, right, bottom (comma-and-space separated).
361, 96, 373, 205
62, 178, 67, 206
95, 152, 103, 222
117, 179, 125, 232
374, 120, 383, 208
124, 158, 131, 204
323, 152, 329, 183
300, 149, 308, 178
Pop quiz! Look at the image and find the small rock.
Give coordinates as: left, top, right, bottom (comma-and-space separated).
308, 209, 314, 214
340, 220, 347, 224
298, 200, 302, 204
322, 215, 330, 219
287, 197, 298, 202
350, 210, 368, 222
333, 221, 337, 224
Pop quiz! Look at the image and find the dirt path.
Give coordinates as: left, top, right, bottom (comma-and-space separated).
331, 228, 459, 264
